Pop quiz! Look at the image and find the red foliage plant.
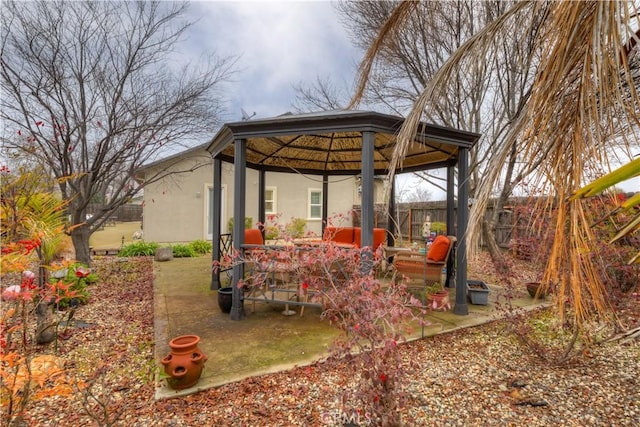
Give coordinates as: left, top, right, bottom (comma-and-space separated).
588, 194, 639, 296
508, 194, 638, 295
1, 267, 85, 424
215, 218, 425, 426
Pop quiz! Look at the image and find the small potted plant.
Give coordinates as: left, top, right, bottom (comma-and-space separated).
424, 282, 450, 311
522, 269, 553, 299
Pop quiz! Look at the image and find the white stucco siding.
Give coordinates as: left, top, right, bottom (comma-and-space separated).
142, 166, 205, 243
261, 173, 357, 236
141, 149, 385, 243
222, 164, 259, 231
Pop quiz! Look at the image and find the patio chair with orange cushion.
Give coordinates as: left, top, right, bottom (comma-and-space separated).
391, 235, 456, 288
242, 229, 301, 313
241, 228, 266, 275
218, 230, 261, 280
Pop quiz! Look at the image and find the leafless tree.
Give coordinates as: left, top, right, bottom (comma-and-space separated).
1, 1, 235, 264
356, 0, 640, 329
297, 1, 546, 258
397, 182, 432, 203
291, 76, 346, 113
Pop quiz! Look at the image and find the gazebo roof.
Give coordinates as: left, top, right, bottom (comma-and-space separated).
206, 110, 480, 175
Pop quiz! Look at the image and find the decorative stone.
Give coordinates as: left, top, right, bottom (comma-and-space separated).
155, 247, 173, 262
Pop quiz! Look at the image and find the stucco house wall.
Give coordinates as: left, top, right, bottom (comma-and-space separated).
139, 148, 216, 243
261, 171, 361, 236
138, 146, 386, 243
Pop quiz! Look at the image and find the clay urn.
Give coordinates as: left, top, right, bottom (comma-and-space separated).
161, 334, 208, 390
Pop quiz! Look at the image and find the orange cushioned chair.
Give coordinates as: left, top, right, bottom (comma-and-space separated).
392, 235, 456, 287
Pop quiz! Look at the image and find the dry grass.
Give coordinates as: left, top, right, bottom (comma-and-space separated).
89, 221, 142, 250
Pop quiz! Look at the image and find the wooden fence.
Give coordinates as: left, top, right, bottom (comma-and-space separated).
353, 200, 521, 248
86, 203, 143, 223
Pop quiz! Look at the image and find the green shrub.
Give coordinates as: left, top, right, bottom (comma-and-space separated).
285, 218, 306, 238
431, 222, 447, 234
227, 217, 253, 233
172, 244, 196, 258
189, 240, 212, 254
118, 241, 159, 257
264, 225, 279, 240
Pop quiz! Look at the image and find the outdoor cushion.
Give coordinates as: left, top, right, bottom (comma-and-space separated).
353, 227, 387, 249
427, 235, 450, 262
323, 227, 355, 245
244, 229, 264, 246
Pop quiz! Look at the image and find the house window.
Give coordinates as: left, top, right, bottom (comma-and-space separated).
265, 187, 277, 214
308, 189, 322, 220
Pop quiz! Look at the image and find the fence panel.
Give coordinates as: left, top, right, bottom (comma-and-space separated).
354, 201, 517, 248
86, 203, 142, 223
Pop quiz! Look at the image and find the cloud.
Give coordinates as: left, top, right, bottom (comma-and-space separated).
180, 1, 361, 121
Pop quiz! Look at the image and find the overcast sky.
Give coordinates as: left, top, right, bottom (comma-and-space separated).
182, 0, 360, 122
175, 1, 638, 195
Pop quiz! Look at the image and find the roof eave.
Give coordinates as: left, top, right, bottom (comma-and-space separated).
136, 142, 210, 176
206, 110, 481, 158
207, 125, 234, 158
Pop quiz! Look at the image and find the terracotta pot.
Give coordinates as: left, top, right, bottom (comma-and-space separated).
217, 287, 233, 313
161, 335, 208, 390
426, 290, 451, 311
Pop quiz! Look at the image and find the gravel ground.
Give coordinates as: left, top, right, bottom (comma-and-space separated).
149, 326, 638, 427
13, 257, 640, 426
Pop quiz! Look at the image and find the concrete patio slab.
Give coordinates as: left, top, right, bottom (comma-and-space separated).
154, 256, 548, 399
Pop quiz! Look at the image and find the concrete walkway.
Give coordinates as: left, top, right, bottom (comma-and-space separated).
154, 256, 546, 400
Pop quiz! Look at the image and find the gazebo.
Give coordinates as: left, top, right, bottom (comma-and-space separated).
206, 110, 480, 320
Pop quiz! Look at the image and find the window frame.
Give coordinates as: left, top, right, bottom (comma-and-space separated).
265, 186, 277, 214
307, 188, 322, 220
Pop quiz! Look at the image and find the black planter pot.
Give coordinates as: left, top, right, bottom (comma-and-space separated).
217, 287, 233, 313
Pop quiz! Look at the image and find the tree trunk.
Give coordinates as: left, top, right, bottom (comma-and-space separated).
481, 218, 502, 260
71, 224, 92, 266
483, 148, 516, 262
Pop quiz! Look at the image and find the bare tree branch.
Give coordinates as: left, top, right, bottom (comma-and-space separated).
1, 0, 236, 263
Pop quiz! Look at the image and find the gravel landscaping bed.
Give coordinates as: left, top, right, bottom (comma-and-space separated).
15, 257, 640, 426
